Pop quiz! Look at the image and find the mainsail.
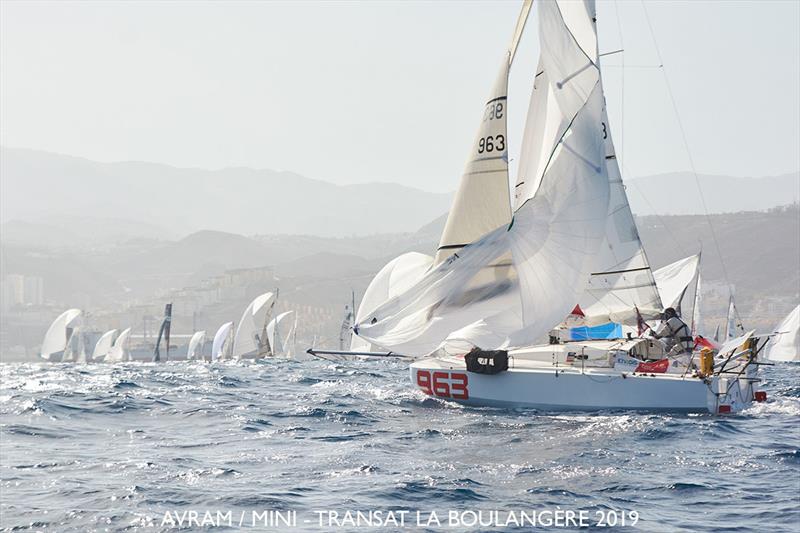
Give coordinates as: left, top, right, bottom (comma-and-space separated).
40, 309, 82, 360
152, 303, 173, 362
765, 305, 800, 362
105, 327, 132, 363
356, 0, 611, 355
433, 0, 533, 266
212, 322, 234, 361
187, 330, 207, 360
339, 305, 354, 350
62, 326, 87, 363
92, 329, 118, 362
232, 292, 276, 359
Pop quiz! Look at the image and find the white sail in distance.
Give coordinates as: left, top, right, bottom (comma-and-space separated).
654, 253, 701, 315
62, 327, 87, 363
356, 0, 611, 355
187, 331, 207, 360
691, 273, 702, 336
765, 305, 800, 362
725, 290, 745, 341
433, 0, 532, 266
212, 322, 234, 361
267, 311, 296, 357
105, 327, 132, 363
40, 309, 82, 361
232, 292, 276, 359
92, 329, 118, 362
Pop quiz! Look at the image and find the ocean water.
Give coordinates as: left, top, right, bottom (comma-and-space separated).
0, 359, 798, 532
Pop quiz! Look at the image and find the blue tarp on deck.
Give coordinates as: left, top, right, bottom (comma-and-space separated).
569, 322, 623, 340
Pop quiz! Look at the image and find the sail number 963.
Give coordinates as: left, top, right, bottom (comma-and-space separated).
477, 135, 505, 154
415, 370, 468, 400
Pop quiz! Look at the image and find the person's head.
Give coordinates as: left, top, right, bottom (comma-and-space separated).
664, 307, 678, 319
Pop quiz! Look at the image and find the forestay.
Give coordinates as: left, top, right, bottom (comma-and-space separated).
355, 0, 611, 356
765, 305, 800, 362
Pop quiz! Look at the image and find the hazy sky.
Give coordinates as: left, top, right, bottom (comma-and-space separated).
1, 0, 798, 192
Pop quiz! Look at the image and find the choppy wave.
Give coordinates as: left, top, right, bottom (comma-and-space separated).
0, 360, 798, 532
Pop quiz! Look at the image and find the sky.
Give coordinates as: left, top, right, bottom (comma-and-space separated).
1, 0, 798, 193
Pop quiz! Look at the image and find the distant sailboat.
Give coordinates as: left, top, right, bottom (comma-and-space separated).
232, 292, 277, 359
212, 321, 234, 361
92, 329, 118, 362
105, 327, 132, 363
62, 326, 89, 363
725, 290, 745, 341
152, 303, 173, 362
40, 309, 82, 361
339, 304, 354, 351
765, 305, 800, 362
267, 311, 296, 357
187, 330, 207, 361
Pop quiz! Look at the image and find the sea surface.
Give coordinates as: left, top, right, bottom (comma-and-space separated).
0, 359, 798, 532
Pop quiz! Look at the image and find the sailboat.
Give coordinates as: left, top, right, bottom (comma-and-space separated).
61, 326, 89, 363
232, 291, 276, 359
40, 308, 82, 361
724, 289, 746, 341
267, 311, 296, 357
187, 330, 207, 361
351, 0, 763, 413
765, 305, 800, 362
104, 327, 132, 363
92, 328, 118, 362
152, 303, 173, 362
212, 321, 234, 361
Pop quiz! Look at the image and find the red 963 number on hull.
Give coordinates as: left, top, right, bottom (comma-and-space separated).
415, 370, 469, 400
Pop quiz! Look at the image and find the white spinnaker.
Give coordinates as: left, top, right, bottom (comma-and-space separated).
40, 309, 82, 360
691, 273, 702, 336
267, 311, 296, 357
187, 331, 207, 360
351, 252, 434, 352
434, 0, 532, 266
92, 329, 118, 361
232, 292, 275, 359
105, 327, 132, 363
212, 322, 234, 361
766, 305, 800, 362
356, 0, 610, 355
654, 253, 701, 313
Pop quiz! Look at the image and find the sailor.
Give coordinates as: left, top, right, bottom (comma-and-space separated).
651, 307, 694, 357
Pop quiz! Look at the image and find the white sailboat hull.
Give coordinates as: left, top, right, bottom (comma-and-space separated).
409, 358, 756, 414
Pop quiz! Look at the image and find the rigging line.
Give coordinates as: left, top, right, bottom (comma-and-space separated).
626, 170, 687, 256
639, 0, 733, 289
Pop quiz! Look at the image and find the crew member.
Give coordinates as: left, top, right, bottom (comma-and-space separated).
651, 307, 694, 357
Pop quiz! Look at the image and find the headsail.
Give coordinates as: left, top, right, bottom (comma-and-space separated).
691, 273, 702, 336
40, 309, 82, 360
62, 326, 87, 363
92, 329, 118, 362
187, 330, 207, 360
765, 305, 800, 362
356, 0, 611, 355
433, 0, 533, 265
152, 303, 172, 362
212, 322, 234, 361
232, 292, 276, 359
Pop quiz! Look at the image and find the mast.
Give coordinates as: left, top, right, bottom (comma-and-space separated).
152, 303, 172, 362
